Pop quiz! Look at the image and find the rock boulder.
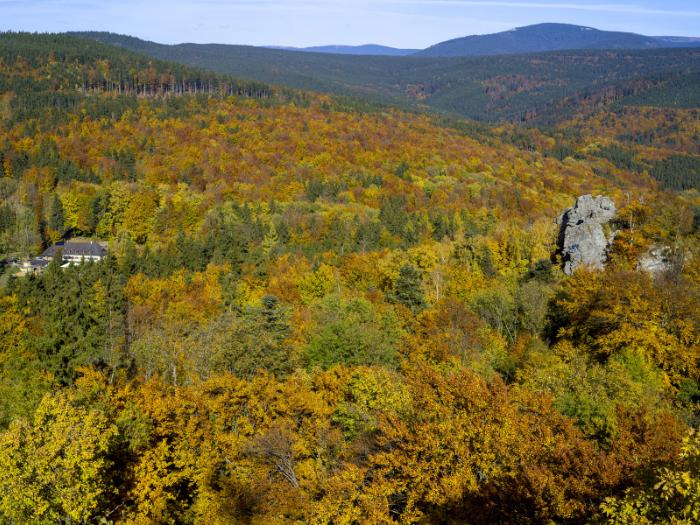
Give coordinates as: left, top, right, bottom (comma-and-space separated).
557, 195, 616, 275
637, 245, 674, 274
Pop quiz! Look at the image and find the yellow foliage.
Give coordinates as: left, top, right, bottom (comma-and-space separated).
298, 263, 337, 302
0, 392, 117, 523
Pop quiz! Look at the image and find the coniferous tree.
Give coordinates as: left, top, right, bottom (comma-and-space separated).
49, 193, 65, 236
379, 195, 408, 239
386, 264, 426, 313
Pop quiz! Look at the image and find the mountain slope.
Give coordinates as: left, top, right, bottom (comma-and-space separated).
417, 23, 666, 57
70, 32, 700, 125
0, 33, 302, 127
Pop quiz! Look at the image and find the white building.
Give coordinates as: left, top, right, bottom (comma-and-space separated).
41, 240, 108, 263
18, 240, 108, 275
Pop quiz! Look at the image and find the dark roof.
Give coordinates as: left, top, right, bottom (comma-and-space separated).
29, 258, 50, 268
42, 241, 107, 258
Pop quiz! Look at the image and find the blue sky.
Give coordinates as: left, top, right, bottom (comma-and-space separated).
2, 0, 699, 48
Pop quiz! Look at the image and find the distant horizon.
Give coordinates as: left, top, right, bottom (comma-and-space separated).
2, 1, 700, 49
11, 22, 700, 52
267, 22, 700, 50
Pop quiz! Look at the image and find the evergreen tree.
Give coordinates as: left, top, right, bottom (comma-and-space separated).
379, 195, 408, 238
386, 264, 426, 312
260, 295, 290, 338
208, 295, 293, 379
120, 239, 140, 276
49, 193, 65, 235
275, 218, 291, 246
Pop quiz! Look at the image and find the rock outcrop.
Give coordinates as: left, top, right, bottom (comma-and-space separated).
637, 245, 674, 274
557, 195, 616, 275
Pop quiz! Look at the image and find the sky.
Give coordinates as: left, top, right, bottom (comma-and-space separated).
1, 0, 700, 49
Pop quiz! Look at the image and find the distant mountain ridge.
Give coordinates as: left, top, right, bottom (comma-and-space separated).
71, 24, 700, 60
417, 23, 698, 57
69, 31, 700, 125
268, 44, 418, 56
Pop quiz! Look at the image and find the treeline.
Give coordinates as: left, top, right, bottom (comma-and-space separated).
580, 146, 700, 192
0, 32, 306, 125
650, 154, 700, 192
500, 106, 700, 193
73, 31, 700, 124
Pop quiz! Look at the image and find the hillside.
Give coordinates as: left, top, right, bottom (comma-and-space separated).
418, 23, 669, 57
72, 31, 700, 124
282, 24, 700, 58
0, 32, 301, 127
1, 32, 700, 525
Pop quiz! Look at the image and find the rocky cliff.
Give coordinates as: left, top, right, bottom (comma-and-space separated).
557, 195, 616, 275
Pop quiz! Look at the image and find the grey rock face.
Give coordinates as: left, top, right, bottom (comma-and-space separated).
637, 245, 673, 274
557, 195, 616, 275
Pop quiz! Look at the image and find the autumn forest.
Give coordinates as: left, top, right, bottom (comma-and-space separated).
0, 32, 699, 524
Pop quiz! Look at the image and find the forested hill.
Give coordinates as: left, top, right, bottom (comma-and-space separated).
71, 31, 700, 124
0, 32, 283, 96
1, 32, 700, 525
0, 32, 302, 125
417, 23, 680, 57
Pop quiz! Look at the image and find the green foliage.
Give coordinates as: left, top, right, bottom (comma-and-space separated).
8, 255, 127, 386
650, 154, 700, 192
49, 193, 65, 234
0, 32, 303, 127
594, 143, 646, 173
472, 285, 519, 343
74, 32, 700, 123
595, 144, 700, 191
298, 263, 336, 301
386, 264, 426, 312
520, 347, 671, 442
305, 295, 402, 369
130, 293, 294, 382
516, 278, 555, 334
621, 72, 700, 110
332, 368, 412, 440
379, 194, 410, 240
0, 296, 51, 427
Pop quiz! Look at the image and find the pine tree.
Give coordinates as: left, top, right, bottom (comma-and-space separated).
49, 194, 65, 235
386, 264, 426, 312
